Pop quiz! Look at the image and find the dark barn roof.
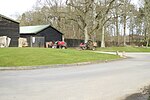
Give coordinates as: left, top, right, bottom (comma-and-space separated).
0, 14, 19, 24
20, 25, 63, 35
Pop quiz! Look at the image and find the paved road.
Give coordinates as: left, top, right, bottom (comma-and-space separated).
0, 53, 150, 100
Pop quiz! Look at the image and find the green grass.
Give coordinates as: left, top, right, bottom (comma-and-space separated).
97, 46, 150, 52
0, 48, 120, 67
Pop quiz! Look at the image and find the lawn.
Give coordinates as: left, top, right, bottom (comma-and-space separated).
0, 48, 120, 67
97, 46, 150, 52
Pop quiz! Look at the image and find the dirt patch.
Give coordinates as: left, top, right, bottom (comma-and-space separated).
124, 86, 150, 100
124, 93, 149, 100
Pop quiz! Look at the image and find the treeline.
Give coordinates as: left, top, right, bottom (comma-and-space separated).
17, 0, 150, 47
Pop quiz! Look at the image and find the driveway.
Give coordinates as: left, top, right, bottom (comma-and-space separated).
0, 53, 150, 100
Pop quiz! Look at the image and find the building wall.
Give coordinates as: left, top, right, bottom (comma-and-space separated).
20, 34, 34, 47
0, 17, 19, 47
65, 39, 84, 47
20, 26, 63, 47
37, 26, 62, 42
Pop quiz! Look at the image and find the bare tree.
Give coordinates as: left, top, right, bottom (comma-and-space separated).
97, 0, 117, 47
18, 0, 147, 47
143, 0, 150, 47
36, 0, 65, 30
66, 0, 95, 43
66, 0, 116, 47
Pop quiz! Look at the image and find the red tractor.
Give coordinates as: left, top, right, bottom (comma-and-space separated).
80, 40, 97, 50
53, 41, 67, 49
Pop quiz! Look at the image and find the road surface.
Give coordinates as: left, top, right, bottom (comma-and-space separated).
0, 53, 150, 100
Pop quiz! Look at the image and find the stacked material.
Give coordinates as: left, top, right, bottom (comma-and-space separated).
0, 36, 11, 48
18, 38, 28, 47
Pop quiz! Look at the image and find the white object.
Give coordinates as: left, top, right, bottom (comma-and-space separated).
0, 36, 11, 48
18, 38, 28, 47
32, 37, 35, 43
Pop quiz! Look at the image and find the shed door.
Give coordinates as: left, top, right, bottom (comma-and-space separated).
31, 36, 45, 47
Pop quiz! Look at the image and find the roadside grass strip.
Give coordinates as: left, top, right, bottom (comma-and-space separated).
0, 48, 120, 67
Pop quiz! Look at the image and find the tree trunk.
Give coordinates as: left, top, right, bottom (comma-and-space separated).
123, 15, 127, 46
123, 0, 127, 46
101, 26, 105, 47
115, 2, 119, 46
131, 26, 134, 44
146, 39, 149, 47
146, 25, 150, 47
84, 26, 89, 43
116, 16, 119, 46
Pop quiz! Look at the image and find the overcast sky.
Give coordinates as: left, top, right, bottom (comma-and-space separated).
0, 0, 37, 18
0, 0, 140, 19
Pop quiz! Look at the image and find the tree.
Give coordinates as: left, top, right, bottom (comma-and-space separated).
66, 0, 95, 43
17, 0, 148, 47
66, 0, 116, 47
114, 1, 120, 46
111, 0, 123, 46
143, 0, 150, 47
36, 0, 65, 30
18, 8, 49, 26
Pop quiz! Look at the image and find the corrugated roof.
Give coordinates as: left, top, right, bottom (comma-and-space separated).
20, 25, 50, 34
0, 14, 19, 23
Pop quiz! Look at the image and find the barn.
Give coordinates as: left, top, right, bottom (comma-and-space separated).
0, 14, 19, 47
20, 25, 63, 47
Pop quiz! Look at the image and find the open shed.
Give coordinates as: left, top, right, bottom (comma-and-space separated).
20, 25, 63, 47
0, 14, 19, 47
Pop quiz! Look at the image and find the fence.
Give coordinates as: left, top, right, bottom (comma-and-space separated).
64, 39, 149, 47
65, 39, 84, 47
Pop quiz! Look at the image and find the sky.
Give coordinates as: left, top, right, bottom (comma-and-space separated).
0, 0, 140, 19
0, 0, 37, 18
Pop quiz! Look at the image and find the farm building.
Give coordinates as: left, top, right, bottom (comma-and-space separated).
20, 25, 63, 47
0, 14, 19, 47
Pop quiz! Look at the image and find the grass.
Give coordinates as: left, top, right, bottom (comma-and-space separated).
97, 46, 150, 52
0, 48, 120, 67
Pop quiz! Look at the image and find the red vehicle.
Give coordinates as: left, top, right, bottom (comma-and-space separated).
79, 40, 97, 50
79, 43, 87, 50
53, 41, 67, 49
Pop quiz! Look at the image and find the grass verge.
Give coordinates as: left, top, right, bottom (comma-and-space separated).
0, 48, 120, 67
97, 46, 150, 52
